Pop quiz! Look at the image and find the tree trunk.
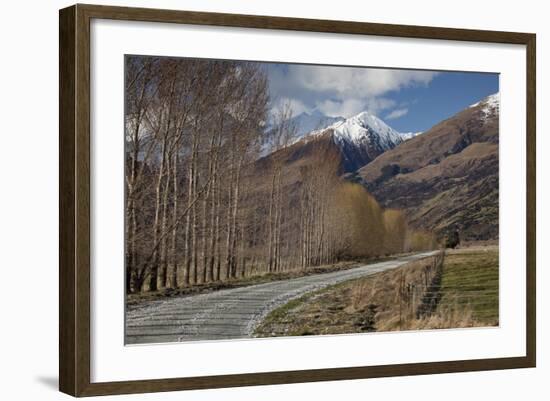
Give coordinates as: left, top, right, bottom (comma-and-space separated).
183, 135, 197, 286
148, 138, 167, 292
229, 159, 243, 278
275, 168, 283, 272
215, 171, 222, 281
224, 149, 235, 280
159, 154, 171, 288
201, 133, 216, 283
170, 151, 179, 288
207, 141, 221, 282
267, 170, 276, 272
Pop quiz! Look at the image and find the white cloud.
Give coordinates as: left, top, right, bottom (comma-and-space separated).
385, 108, 409, 120
315, 97, 400, 118
290, 65, 438, 98
365, 98, 397, 115
268, 64, 439, 120
270, 97, 309, 118
316, 98, 365, 118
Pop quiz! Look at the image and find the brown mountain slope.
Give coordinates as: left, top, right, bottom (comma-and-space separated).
358, 94, 499, 241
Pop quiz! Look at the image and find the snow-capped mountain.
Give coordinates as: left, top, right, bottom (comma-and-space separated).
263, 108, 424, 171
261, 110, 344, 156
469, 92, 500, 123
400, 131, 423, 140
328, 111, 407, 171
291, 109, 345, 139
293, 110, 410, 172
329, 111, 404, 150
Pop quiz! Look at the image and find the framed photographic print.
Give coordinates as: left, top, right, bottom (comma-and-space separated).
59, 4, 536, 397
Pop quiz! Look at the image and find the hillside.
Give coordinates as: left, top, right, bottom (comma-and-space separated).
358, 94, 499, 241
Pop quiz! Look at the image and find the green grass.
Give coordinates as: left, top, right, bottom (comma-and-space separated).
437, 249, 499, 324
254, 247, 499, 337
254, 280, 360, 337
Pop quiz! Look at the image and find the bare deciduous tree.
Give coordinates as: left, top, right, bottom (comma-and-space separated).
124, 56, 436, 295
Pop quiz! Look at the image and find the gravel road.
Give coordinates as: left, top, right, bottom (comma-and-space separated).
126, 251, 437, 344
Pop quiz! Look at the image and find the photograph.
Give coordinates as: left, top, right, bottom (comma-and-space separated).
124, 56, 499, 345
1, 0, 543, 398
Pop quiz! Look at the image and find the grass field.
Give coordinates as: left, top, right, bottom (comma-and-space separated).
254, 247, 498, 337
434, 247, 499, 324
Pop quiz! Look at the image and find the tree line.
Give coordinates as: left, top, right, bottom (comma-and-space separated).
125, 56, 436, 294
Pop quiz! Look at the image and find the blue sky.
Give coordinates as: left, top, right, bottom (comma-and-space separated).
266, 63, 499, 133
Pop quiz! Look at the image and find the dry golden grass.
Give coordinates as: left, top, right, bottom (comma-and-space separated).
408, 301, 476, 330
355, 254, 443, 331
255, 248, 498, 337
355, 248, 498, 331
256, 253, 443, 336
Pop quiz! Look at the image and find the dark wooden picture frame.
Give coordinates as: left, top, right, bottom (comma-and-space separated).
59, 3, 536, 397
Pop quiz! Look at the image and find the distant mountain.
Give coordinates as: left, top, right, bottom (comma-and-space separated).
290, 110, 345, 139
400, 131, 423, 140
292, 110, 408, 172
259, 94, 499, 241
329, 111, 407, 171
358, 93, 500, 241
261, 110, 343, 156
263, 109, 421, 163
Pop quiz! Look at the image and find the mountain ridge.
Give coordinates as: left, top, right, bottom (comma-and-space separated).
359, 92, 500, 241
288, 109, 411, 172
261, 93, 499, 241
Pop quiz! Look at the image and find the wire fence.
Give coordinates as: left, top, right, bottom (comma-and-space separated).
396, 249, 498, 328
